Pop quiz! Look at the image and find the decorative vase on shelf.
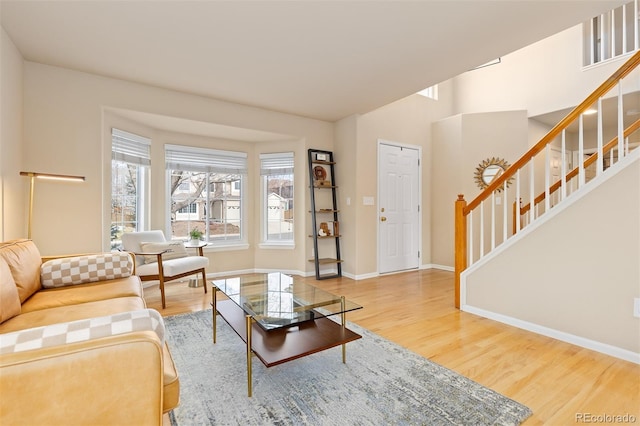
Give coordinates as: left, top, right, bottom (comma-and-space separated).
189, 239, 200, 245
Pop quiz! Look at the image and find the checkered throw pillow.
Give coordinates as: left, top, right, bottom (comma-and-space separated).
0, 309, 164, 355
40, 252, 132, 289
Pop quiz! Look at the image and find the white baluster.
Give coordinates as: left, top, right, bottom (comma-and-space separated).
479, 200, 485, 259
633, 0, 640, 50
529, 159, 535, 221
612, 9, 616, 57
600, 14, 606, 61
623, 2, 628, 54
468, 210, 474, 266
491, 192, 496, 251
503, 180, 508, 242
579, 114, 586, 187
545, 144, 550, 212
516, 169, 521, 232
618, 81, 625, 161
598, 97, 604, 176
561, 130, 567, 201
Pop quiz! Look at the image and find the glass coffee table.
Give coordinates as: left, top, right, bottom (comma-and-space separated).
211, 272, 362, 396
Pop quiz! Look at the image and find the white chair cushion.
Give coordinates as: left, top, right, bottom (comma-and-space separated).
139, 241, 187, 264
136, 256, 209, 278
121, 231, 166, 266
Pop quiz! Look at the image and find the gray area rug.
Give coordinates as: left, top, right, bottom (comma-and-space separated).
164, 309, 532, 425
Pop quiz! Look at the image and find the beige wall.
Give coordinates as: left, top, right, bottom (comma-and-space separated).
334, 115, 359, 277
431, 111, 529, 267
0, 28, 24, 241
451, 25, 630, 118
341, 85, 453, 278
464, 155, 640, 355
22, 61, 333, 275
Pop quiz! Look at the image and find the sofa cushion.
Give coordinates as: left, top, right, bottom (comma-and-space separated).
139, 241, 187, 264
40, 252, 132, 289
0, 296, 146, 334
21, 276, 142, 314
0, 309, 164, 355
0, 239, 42, 303
0, 258, 21, 323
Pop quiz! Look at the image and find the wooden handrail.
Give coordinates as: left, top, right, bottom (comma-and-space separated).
463, 50, 640, 216
518, 118, 640, 215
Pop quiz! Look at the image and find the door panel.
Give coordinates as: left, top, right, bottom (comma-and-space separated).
378, 143, 420, 274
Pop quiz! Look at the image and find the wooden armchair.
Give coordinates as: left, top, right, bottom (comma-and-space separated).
122, 230, 208, 308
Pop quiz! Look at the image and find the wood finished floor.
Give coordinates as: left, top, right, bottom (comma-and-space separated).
146, 269, 640, 425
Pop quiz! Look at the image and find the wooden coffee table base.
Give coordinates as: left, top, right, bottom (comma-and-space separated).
212, 290, 362, 397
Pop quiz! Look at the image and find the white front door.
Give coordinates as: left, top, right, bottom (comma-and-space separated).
378, 142, 420, 274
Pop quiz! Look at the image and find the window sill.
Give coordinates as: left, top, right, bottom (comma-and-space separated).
203, 242, 249, 252
258, 242, 295, 250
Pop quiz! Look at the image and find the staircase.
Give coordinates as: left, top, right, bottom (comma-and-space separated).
453, 51, 640, 363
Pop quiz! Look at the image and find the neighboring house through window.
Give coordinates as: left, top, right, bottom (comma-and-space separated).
260, 152, 294, 244
110, 128, 151, 249
166, 144, 247, 245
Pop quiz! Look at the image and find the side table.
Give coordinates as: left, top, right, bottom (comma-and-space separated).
184, 241, 208, 288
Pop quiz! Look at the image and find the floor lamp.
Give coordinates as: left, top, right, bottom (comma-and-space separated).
19, 171, 86, 239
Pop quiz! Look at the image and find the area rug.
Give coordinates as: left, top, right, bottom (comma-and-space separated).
164, 310, 532, 425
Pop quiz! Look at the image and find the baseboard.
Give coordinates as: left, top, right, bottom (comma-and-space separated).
422, 264, 454, 272
462, 304, 640, 365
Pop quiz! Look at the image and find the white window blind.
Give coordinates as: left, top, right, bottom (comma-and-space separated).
260, 152, 294, 175
165, 144, 247, 174
111, 128, 151, 166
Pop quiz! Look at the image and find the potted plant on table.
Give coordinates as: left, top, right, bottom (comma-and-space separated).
189, 228, 203, 245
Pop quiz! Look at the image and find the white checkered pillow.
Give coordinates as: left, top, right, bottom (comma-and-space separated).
40, 252, 132, 288
0, 309, 164, 355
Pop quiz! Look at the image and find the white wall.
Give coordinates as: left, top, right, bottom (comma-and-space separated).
463, 153, 640, 359
0, 28, 24, 242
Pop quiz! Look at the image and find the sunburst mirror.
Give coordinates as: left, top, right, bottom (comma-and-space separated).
474, 157, 513, 192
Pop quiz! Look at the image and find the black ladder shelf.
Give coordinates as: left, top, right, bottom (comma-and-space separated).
308, 149, 342, 280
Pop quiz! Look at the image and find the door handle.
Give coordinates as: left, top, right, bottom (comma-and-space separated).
380, 216, 387, 222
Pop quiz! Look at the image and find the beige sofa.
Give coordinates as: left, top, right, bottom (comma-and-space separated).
0, 239, 179, 425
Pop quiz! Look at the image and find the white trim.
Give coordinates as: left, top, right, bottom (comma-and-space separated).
202, 243, 250, 252
258, 243, 295, 250
422, 263, 454, 272
462, 305, 640, 364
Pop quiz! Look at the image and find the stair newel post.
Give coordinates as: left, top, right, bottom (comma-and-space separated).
454, 194, 467, 309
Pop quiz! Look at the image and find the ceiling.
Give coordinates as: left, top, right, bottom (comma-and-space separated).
0, 1, 628, 123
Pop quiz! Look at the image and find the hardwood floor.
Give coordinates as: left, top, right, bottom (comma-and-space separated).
147, 269, 640, 425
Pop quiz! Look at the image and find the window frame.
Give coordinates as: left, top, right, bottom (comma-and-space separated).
110, 128, 151, 250
260, 152, 295, 247
165, 144, 248, 247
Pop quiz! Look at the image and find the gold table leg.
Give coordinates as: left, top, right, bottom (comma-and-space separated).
212, 287, 217, 344
341, 295, 346, 364
246, 315, 253, 397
